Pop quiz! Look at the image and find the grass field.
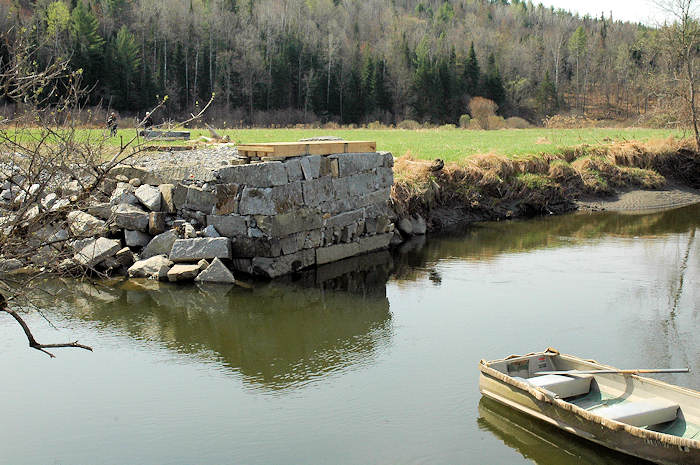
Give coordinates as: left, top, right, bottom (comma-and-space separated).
15, 127, 688, 162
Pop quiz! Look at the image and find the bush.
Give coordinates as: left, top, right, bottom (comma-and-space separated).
505, 116, 532, 129
459, 114, 471, 128
397, 119, 421, 130
439, 124, 457, 130
469, 97, 498, 129
487, 115, 506, 130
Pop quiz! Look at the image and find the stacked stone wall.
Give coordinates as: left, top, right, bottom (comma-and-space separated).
114, 151, 395, 278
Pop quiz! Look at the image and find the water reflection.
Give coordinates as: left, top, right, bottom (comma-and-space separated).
477, 398, 649, 465
39, 251, 394, 391
392, 203, 700, 281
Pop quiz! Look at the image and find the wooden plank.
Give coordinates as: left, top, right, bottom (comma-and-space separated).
236, 141, 377, 159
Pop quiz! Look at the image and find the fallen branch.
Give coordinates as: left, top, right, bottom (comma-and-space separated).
0, 293, 92, 358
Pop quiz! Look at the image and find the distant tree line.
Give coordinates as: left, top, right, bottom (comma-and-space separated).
0, 0, 690, 126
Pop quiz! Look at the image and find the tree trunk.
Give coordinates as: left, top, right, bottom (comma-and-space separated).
687, 47, 700, 151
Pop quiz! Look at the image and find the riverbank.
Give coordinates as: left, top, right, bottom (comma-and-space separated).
390, 138, 700, 232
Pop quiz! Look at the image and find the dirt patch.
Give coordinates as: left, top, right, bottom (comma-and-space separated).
577, 184, 700, 212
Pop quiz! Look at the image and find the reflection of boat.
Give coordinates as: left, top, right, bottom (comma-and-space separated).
478, 397, 644, 464
479, 349, 700, 464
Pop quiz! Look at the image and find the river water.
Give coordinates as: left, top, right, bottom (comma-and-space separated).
2, 204, 699, 465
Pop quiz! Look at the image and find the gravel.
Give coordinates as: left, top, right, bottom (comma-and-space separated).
132, 144, 241, 171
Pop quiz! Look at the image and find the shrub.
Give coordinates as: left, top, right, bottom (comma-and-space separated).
487, 115, 506, 129
397, 119, 421, 130
439, 124, 457, 130
459, 114, 471, 128
469, 97, 498, 129
505, 116, 532, 129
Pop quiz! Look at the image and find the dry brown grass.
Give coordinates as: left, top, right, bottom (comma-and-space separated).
391, 137, 699, 218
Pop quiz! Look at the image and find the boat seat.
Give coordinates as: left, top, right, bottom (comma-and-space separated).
592, 400, 679, 427
524, 374, 593, 398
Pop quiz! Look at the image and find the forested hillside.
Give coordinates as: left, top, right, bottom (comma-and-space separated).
0, 0, 671, 125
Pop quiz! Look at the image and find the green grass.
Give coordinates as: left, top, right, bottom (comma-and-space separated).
12, 126, 688, 162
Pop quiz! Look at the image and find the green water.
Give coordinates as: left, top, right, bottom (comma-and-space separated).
2, 204, 699, 464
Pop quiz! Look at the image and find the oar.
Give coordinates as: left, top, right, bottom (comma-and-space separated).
535, 368, 690, 375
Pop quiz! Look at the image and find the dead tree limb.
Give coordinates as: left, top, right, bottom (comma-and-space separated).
0, 293, 92, 358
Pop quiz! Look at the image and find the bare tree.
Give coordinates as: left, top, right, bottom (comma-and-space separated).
654, 0, 700, 149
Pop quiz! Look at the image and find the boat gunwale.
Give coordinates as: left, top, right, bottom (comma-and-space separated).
479, 348, 700, 451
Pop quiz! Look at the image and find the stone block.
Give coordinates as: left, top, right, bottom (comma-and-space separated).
217, 162, 288, 187
376, 166, 394, 189
142, 229, 178, 259
214, 183, 239, 215
186, 186, 216, 213
279, 232, 306, 255
230, 236, 280, 258
73, 237, 122, 267
202, 225, 220, 237
148, 212, 166, 235
379, 151, 394, 167
255, 208, 322, 237
320, 157, 339, 177
336, 152, 384, 176
167, 262, 206, 282
172, 184, 188, 210
125, 230, 151, 247
169, 237, 232, 262
206, 214, 247, 237
284, 158, 303, 182
195, 257, 236, 284
238, 182, 303, 215
110, 183, 138, 205
302, 177, 334, 206
67, 211, 105, 236
135, 184, 162, 212
113, 203, 150, 231
251, 249, 315, 278
324, 209, 364, 228
345, 172, 376, 197
300, 155, 321, 180
127, 255, 173, 280
87, 203, 114, 220
315, 232, 392, 265
159, 184, 176, 213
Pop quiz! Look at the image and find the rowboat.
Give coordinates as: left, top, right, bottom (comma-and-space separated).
479, 348, 700, 464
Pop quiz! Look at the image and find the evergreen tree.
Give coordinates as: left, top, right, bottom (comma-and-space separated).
70, 1, 104, 97
463, 42, 480, 96
483, 53, 505, 106
110, 25, 141, 109
536, 70, 559, 116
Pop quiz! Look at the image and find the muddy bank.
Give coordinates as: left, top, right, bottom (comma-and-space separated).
390, 139, 700, 233
577, 184, 700, 212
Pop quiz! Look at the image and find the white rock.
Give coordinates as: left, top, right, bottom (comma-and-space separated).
110, 183, 138, 205
73, 237, 122, 267
127, 255, 173, 280
202, 225, 220, 237
41, 193, 58, 209
195, 257, 236, 284
134, 184, 162, 212
67, 211, 105, 236
142, 229, 178, 259
166, 263, 203, 282
125, 230, 152, 247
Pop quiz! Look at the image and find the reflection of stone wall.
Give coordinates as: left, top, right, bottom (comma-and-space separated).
36, 253, 393, 390
113, 152, 395, 278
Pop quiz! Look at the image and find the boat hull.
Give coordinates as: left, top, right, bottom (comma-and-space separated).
479, 353, 700, 465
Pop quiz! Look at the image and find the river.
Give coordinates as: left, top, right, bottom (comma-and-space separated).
2, 204, 699, 465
